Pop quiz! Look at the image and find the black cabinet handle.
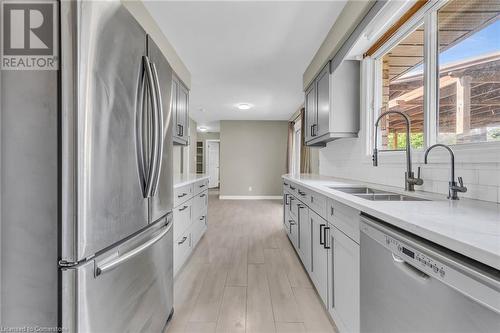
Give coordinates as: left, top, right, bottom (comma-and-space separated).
319, 224, 325, 245
179, 205, 188, 212
290, 185, 296, 190
177, 236, 187, 245
323, 226, 331, 249
199, 216, 205, 221
200, 193, 206, 198
311, 124, 317, 137
330, 206, 334, 216
177, 193, 187, 198
199, 184, 206, 188
284, 194, 290, 205
298, 190, 306, 196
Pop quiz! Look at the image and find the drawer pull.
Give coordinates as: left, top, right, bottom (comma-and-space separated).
284, 182, 289, 186
199, 184, 206, 188
290, 185, 296, 190
200, 193, 206, 198
298, 190, 306, 196
177, 236, 188, 245
177, 193, 187, 198
199, 216, 205, 221
330, 206, 334, 216
179, 205, 188, 212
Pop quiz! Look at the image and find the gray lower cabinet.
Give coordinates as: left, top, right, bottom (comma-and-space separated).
173, 179, 208, 275
329, 225, 360, 333
304, 60, 360, 147
172, 75, 189, 145
283, 180, 360, 333
297, 202, 311, 271
310, 210, 330, 307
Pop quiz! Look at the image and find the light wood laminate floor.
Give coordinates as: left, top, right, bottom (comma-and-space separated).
167, 190, 337, 333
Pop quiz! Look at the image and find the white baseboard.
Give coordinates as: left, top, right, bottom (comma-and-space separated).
219, 195, 282, 200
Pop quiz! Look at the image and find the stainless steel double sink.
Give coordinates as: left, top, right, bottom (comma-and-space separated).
327, 186, 429, 201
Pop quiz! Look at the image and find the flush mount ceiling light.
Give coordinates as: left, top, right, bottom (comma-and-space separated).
236, 103, 252, 110
198, 126, 208, 132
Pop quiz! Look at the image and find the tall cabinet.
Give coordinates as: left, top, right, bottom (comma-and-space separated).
172, 75, 189, 145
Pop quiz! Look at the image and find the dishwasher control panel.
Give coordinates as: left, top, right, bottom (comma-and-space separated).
385, 235, 446, 278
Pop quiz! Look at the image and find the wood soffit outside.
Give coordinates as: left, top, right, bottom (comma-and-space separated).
364, 0, 430, 58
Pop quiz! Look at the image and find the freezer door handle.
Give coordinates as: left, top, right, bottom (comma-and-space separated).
94, 221, 172, 277
143, 56, 159, 198
150, 62, 164, 197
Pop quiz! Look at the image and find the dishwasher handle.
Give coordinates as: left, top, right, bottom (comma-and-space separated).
392, 253, 429, 282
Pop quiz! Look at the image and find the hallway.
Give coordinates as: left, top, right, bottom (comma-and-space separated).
168, 191, 336, 333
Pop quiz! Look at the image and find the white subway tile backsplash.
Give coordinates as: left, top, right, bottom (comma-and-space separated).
319, 141, 500, 203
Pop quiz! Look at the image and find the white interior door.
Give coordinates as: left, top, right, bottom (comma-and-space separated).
207, 141, 220, 188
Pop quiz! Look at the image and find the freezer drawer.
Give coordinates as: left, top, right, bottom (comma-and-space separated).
63, 216, 173, 332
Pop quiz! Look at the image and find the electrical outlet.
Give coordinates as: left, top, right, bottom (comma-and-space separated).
248, 186, 252, 192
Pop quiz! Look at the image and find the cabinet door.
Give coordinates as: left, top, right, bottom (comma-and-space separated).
171, 78, 179, 139
316, 63, 330, 137
310, 211, 329, 306
304, 83, 317, 142
329, 227, 360, 333
297, 204, 311, 271
178, 83, 189, 141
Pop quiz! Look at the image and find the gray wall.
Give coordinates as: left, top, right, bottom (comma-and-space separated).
198, 132, 220, 142
220, 120, 288, 197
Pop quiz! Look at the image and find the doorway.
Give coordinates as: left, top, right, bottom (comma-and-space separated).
206, 140, 220, 188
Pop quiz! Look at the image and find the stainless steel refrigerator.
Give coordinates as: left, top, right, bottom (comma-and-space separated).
1, 1, 174, 331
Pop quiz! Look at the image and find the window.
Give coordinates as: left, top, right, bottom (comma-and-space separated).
378, 24, 425, 150
437, 0, 500, 144
368, 0, 500, 153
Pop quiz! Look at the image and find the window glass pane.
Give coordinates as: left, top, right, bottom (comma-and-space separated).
379, 24, 425, 150
438, 0, 500, 144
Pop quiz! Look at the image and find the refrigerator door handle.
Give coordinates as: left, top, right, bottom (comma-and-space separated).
94, 220, 172, 277
136, 56, 149, 197
150, 62, 164, 197
143, 56, 159, 198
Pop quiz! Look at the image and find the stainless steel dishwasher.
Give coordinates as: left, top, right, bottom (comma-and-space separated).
360, 215, 500, 333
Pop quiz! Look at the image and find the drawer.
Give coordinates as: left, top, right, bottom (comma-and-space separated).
194, 178, 209, 195
192, 190, 208, 219
307, 189, 327, 219
327, 199, 360, 243
174, 183, 194, 207
173, 229, 191, 276
289, 195, 299, 219
288, 182, 299, 195
173, 199, 192, 241
191, 214, 207, 247
296, 185, 309, 203
283, 180, 290, 192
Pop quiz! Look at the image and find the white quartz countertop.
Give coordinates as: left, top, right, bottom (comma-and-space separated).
174, 173, 209, 188
283, 174, 500, 271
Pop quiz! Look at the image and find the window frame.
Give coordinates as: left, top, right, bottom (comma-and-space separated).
364, 0, 500, 163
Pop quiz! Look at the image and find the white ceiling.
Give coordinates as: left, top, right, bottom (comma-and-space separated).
145, 1, 347, 132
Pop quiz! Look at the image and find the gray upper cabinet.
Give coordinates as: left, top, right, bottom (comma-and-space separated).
305, 82, 317, 142
172, 75, 189, 145
304, 60, 360, 147
316, 65, 330, 138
